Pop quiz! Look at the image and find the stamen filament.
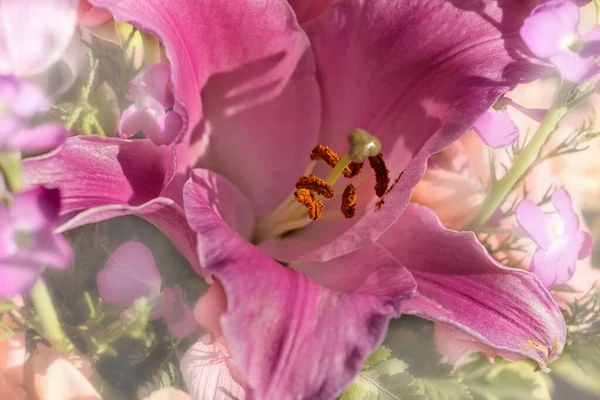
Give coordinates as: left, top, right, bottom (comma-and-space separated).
326, 154, 352, 186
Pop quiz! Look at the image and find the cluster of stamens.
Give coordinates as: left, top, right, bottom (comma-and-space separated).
293, 128, 397, 221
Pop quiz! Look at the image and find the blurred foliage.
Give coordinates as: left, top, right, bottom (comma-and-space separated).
37, 216, 207, 398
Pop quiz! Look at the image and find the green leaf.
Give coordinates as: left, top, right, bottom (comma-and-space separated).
461, 360, 552, 400
364, 346, 392, 369
414, 377, 473, 400
339, 358, 425, 400
551, 343, 600, 396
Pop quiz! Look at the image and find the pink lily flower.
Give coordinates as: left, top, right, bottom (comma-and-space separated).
97, 241, 196, 338
516, 189, 593, 288
0, 76, 70, 152
0, 187, 73, 297
0, 0, 78, 77
520, 0, 600, 83
24, 0, 567, 397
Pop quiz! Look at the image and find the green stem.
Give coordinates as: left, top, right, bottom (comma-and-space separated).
29, 280, 74, 354
464, 84, 572, 230
595, 0, 600, 26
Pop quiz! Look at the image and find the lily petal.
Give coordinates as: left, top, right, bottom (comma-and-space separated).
377, 204, 566, 370
287, 0, 340, 23
262, 0, 545, 262
89, 0, 310, 143
97, 241, 162, 307
183, 169, 416, 399
197, 50, 320, 217
21, 136, 201, 272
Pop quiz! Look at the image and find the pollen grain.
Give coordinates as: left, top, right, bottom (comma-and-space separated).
343, 162, 364, 178
341, 184, 357, 218
294, 188, 324, 220
369, 153, 390, 197
296, 175, 335, 199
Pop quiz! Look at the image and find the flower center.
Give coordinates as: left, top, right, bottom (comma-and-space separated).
252, 129, 399, 244
549, 217, 564, 241
561, 35, 583, 53
14, 231, 32, 248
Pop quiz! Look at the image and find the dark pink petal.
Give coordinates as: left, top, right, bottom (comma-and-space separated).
161, 286, 196, 338
287, 0, 339, 23
434, 323, 524, 366
377, 204, 566, 370
89, 0, 309, 143
0, 0, 78, 77
472, 108, 519, 148
21, 137, 201, 272
185, 170, 256, 241
197, 51, 320, 217
262, 0, 544, 262
183, 170, 416, 399
22, 136, 175, 211
97, 241, 162, 306
10, 187, 60, 231
551, 189, 579, 232
180, 336, 245, 400
0, 263, 39, 297
580, 26, 600, 57
515, 199, 554, 250
8, 124, 70, 153
549, 50, 600, 82
519, 0, 580, 58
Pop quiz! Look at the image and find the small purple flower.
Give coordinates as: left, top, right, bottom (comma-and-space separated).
0, 187, 73, 297
97, 240, 196, 338
118, 63, 183, 146
520, 0, 600, 83
472, 106, 519, 148
0, 76, 70, 152
516, 189, 593, 288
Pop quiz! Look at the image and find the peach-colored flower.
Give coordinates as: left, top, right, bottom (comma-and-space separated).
0, 299, 26, 400
27, 344, 100, 400
143, 388, 192, 400
180, 281, 245, 400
